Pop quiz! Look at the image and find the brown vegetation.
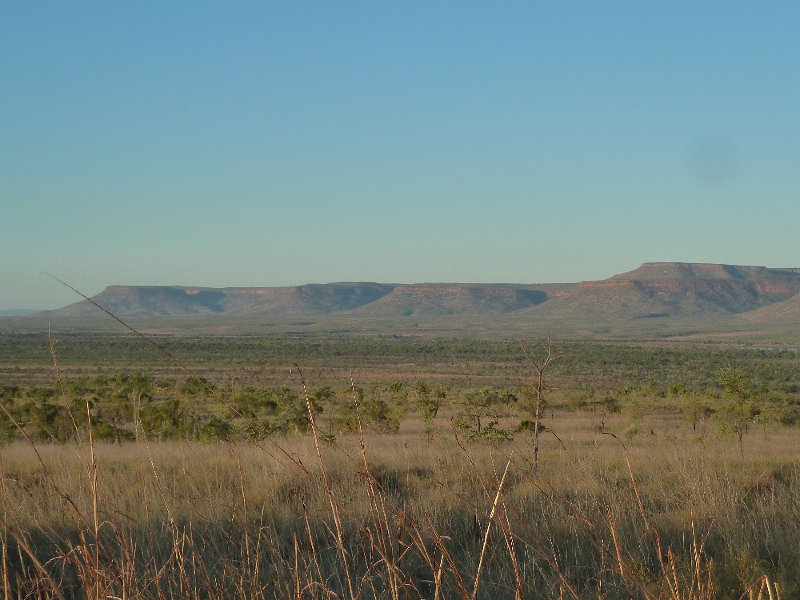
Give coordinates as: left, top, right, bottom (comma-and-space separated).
1, 403, 796, 598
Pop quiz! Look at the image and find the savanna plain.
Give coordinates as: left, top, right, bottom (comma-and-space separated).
0, 331, 798, 598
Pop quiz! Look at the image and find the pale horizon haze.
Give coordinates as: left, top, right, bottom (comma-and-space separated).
2, 2, 799, 309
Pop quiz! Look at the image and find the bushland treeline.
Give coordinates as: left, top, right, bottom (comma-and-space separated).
3, 333, 800, 385
3, 359, 799, 445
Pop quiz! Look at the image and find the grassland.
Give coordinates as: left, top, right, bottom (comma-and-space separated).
2, 417, 796, 598
1, 330, 799, 598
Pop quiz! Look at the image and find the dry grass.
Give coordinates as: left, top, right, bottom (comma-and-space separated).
1, 409, 797, 599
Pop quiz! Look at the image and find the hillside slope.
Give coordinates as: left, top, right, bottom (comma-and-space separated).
741, 290, 800, 322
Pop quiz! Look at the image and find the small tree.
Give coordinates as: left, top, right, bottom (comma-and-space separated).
415, 381, 443, 439
361, 397, 401, 434
681, 391, 714, 437
332, 386, 364, 434
455, 387, 515, 441
716, 366, 759, 455
520, 339, 563, 471
273, 387, 318, 435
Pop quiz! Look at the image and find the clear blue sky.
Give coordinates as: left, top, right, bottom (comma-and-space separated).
2, 2, 799, 309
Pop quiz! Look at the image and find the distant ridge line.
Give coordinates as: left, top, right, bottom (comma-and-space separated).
35, 262, 800, 322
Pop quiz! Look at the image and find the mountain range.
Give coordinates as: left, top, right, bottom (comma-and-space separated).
37, 263, 800, 329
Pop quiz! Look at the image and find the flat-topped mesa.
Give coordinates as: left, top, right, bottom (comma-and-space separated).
221, 288, 277, 295
571, 262, 800, 316
35, 262, 800, 321
46, 282, 399, 318
215, 283, 396, 314
51, 285, 227, 317
347, 284, 550, 316
610, 262, 800, 281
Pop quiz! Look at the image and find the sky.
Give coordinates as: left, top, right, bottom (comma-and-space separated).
2, 2, 800, 309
